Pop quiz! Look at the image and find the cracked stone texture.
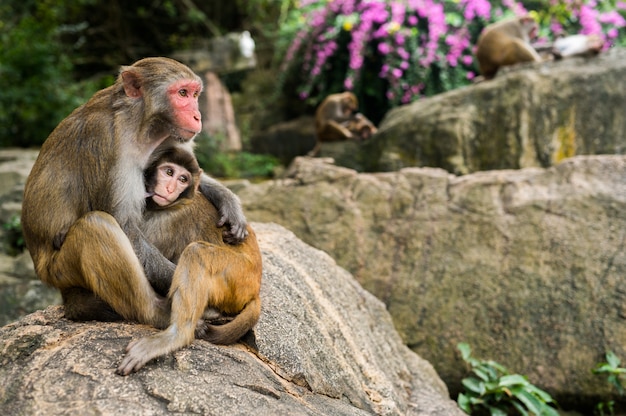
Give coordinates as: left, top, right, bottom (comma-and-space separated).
237, 155, 626, 409
0, 222, 462, 416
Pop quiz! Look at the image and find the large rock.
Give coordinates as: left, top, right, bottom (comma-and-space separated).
0, 149, 60, 326
344, 48, 626, 174
238, 156, 626, 410
0, 222, 461, 416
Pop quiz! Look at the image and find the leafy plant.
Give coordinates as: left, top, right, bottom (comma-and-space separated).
194, 133, 279, 179
277, 0, 626, 121
593, 351, 626, 415
2, 215, 25, 256
457, 342, 559, 416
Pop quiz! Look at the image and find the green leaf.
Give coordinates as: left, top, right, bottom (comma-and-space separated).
516, 390, 542, 414
540, 405, 561, 416
457, 393, 472, 413
473, 367, 491, 382
486, 405, 508, 416
499, 374, 528, 387
607, 351, 621, 368
525, 384, 555, 403
512, 401, 530, 416
458, 342, 471, 361
594, 363, 616, 374
462, 377, 485, 395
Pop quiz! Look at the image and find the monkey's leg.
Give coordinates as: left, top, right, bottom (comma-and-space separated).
53, 211, 170, 328
62, 287, 123, 322
324, 120, 355, 142
117, 241, 218, 375
505, 39, 542, 64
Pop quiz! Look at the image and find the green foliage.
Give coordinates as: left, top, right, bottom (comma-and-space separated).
593, 351, 626, 415
594, 351, 626, 395
0, 1, 101, 147
277, 0, 626, 122
2, 215, 25, 256
194, 133, 279, 179
457, 342, 559, 416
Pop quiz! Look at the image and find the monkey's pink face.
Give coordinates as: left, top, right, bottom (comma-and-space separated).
150, 163, 191, 206
168, 79, 203, 140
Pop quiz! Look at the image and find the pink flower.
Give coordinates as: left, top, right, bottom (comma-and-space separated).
599, 11, 626, 28
378, 42, 392, 55
461, 55, 473, 66
460, 0, 491, 20
579, 4, 602, 35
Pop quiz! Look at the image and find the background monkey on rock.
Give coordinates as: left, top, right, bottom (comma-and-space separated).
310, 91, 377, 156
117, 140, 262, 375
22, 57, 248, 330
475, 15, 542, 79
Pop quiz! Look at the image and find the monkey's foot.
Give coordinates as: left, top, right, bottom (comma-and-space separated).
117, 327, 188, 375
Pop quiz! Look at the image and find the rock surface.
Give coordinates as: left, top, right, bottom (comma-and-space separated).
237, 156, 626, 409
325, 48, 626, 174
0, 149, 61, 326
0, 222, 462, 416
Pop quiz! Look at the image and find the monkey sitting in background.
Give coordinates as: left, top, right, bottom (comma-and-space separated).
309, 92, 377, 156
343, 113, 378, 142
475, 15, 543, 79
117, 142, 262, 375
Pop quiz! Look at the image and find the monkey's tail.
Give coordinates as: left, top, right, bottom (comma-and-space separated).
198, 298, 261, 345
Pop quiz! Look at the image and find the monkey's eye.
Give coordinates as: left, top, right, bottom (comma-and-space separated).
165, 168, 174, 177
178, 89, 188, 97
193, 91, 200, 98
179, 175, 189, 184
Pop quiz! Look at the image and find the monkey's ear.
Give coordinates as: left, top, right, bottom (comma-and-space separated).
195, 169, 204, 191
121, 70, 143, 98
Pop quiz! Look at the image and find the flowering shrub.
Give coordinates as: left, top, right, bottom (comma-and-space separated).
278, 0, 626, 119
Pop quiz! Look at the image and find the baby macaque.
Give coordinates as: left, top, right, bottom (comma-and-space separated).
117, 144, 262, 375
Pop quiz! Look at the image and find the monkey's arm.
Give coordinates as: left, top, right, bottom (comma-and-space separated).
125, 223, 176, 295
198, 173, 248, 244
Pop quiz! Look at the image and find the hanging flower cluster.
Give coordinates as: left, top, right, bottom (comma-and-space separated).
280, 0, 626, 108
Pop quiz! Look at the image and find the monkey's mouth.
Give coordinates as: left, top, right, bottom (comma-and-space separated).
152, 193, 175, 206
177, 128, 200, 141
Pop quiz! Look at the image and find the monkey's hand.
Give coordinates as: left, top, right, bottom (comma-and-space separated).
199, 173, 249, 244
217, 203, 248, 245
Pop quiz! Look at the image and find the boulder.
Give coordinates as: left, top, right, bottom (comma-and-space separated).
250, 115, 316, 165
237, 155, 626, 410
340, 48, 626, 174
0, 222, 461, 416
0, 149, 61, 325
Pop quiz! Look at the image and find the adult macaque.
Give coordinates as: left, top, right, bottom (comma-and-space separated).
117, 142, 262, 375
310, 91, 358, 155
310, 92, 378, 156
475, 15, 542, 79
21, 57, 248, 329
552, 34, 604, 59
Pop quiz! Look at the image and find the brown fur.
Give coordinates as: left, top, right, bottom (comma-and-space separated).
476, 16, 542, 79
22, 57, 247, 343
310, 92, 358, 156
117, 144, 262, 375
